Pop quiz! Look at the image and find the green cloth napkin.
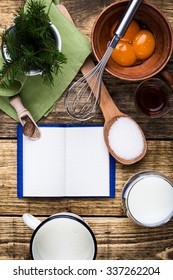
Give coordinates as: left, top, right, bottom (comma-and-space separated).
0, 0, 91, 121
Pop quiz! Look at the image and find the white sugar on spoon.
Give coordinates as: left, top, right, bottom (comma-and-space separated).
108, 116, 144, 161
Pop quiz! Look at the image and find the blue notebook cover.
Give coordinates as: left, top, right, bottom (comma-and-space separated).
17, 124, 116, 198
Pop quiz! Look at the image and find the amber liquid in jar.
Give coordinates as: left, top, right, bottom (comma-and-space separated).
135, 78, 172, 118
136, 85, 168, 117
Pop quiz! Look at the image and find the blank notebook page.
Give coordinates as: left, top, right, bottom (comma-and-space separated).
23, 127, 66, 197
21, 125, 112, 197
66, 127, 110, 196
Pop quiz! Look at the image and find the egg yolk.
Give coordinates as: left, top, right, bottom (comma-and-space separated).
110, 20, 140, 42
110, 19, 155, 67
111, 42, 136, 67
133, 30, 156, 60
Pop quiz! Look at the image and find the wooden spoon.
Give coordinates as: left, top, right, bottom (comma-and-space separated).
81, 58, 147, 165
10, 95, 41, 140
58, 4, 147, 165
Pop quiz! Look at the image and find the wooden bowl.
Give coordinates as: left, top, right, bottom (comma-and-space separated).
91, 1, 173, 81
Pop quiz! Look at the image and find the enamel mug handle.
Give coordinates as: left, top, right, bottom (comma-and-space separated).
22, 213, 41, 230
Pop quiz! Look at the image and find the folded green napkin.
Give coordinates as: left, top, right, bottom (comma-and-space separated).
0, 0, 91, 121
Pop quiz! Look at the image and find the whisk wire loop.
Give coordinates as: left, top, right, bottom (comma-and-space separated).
64, 46, 114, 121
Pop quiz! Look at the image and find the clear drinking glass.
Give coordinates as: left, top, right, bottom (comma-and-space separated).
135, 78, 173, 118
122, 171, 173, 227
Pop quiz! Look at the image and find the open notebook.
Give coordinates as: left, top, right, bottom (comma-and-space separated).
17, 124, 115, 198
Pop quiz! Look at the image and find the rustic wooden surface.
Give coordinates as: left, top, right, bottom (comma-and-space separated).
0, 0, 173, 260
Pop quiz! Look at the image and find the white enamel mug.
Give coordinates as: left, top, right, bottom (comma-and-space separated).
122, 171, 173, 227
23, 212, 97, 260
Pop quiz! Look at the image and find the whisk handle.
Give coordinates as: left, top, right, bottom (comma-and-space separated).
111, 0, 142, 48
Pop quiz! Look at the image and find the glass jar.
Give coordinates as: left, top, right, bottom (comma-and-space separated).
122, 171, 173, 227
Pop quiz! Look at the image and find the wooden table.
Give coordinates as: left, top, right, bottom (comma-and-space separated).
0, 0, 173, 260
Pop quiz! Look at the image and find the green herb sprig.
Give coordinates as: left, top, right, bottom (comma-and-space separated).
0, 0, 67, 87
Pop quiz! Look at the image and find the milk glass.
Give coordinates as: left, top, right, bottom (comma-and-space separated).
122, 171, 173, 227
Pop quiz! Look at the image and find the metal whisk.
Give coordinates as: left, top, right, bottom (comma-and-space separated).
64, 0, 142, 121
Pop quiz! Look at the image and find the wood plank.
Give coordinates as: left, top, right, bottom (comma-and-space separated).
61, 0, 173, 33
0, 139, 173, 216
0, 1, 25, 34
1, 71, 173, 139
0, 216, 173, 260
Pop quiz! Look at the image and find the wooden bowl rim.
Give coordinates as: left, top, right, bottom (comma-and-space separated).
91, 1, 173, 81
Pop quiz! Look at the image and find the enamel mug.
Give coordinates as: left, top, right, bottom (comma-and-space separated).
122, 171, 173, 227
23, 212, 97, 260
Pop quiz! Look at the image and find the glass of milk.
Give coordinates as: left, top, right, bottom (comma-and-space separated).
22, 212, 97, 260
122, 171, 173, 227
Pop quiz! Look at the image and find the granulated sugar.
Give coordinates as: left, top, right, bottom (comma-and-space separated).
108, 117, 144, 160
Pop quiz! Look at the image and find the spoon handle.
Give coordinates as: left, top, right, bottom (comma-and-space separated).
81, 57, 123, 122
10, 95, 41, 140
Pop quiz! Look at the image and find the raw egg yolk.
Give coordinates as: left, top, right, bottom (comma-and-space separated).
110, 20, 140, 42
133, 30, 156, 60
110, 20, 155, 66
111, 42, 136, 67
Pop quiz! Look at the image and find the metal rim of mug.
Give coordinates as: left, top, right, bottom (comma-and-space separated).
122, 170, 173, 227
30, 214, 97, 260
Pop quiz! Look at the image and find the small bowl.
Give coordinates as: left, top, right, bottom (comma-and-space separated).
92, 1, 173, 81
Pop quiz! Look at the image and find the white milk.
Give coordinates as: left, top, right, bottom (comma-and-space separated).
32, 218, 95, 260
126, 176, 173, 226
